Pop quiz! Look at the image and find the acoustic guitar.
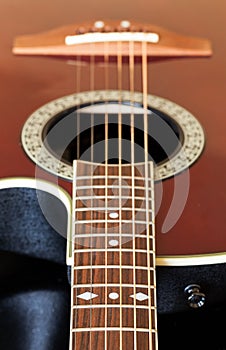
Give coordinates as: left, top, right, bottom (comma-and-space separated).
1, 14, 226, 349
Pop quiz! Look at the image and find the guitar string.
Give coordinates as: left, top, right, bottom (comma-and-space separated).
72, 161, 77, 349
75, 54, 81, 343
76, 54, 81, 161
90, 43, 95, 349
73, 52, 82, 349
142, 39, 153, 349
117, 39, 123, 350
129, 39, 137, 350
104, 39, 109, 350
151, 160, 158, 349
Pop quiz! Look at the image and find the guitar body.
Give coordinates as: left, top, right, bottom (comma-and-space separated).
1, 1, 225, 262
0, 0, 226, 324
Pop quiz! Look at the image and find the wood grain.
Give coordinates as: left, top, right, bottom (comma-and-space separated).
12, 20, 212, 59
70, 161, 157, 349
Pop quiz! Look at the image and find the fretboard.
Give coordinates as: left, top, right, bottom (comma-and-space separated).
69, 160, 157, 350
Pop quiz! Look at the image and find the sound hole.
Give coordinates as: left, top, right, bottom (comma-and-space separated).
43, 102, 183, 165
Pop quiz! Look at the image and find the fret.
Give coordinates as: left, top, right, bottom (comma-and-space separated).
73, 248, 154, 253
71, 331, 154, 350
75, 207, 153, 212
72, 284, 156, 290
72, 304, 154, 310
75, 184, 152, 190
73, 233, 155, 250
75, 174, 154, 183
75, 187, 151, 197
72, 233, 154, 239
75, 165, 149, 178
73, 287, 155, 307
72, 328, 157, 333
75, 175, 149, 181
73, 265, 155, 271
74, 250, 154, 267
74, 221, 154, 232
74, 195, 155, 201
74, 219, 152, 224
74, 286, 151, 302
121, 237, 154, 250
73, 226, 154, 242
75, 190, 153, 201
71, 308, 153, 329
75, 212, 153, 225
73, 268, 155, 286
73, 268, 155, 287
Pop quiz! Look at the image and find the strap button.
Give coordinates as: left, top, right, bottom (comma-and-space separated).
184, 284, 206, 309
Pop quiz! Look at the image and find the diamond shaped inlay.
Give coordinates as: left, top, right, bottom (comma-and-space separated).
77, 292, 98, 301
130, 292, 149, 301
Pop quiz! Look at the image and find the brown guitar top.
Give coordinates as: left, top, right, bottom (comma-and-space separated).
0, 1, 226, 261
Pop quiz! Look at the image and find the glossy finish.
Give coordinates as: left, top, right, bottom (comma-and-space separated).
0, 0, 226, 259
13, 20, 211, 58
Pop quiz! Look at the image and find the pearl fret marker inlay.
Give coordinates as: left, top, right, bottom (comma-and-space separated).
130, 292, 149, 301
77, 292, 98, 300
109, 212, 119, 219
109, 292, 119, 300
109, 239, 119, 246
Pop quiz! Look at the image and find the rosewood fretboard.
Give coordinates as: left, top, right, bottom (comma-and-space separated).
69, 160, 157, 349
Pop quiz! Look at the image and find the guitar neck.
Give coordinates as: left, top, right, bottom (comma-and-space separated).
69, 160, 158, 349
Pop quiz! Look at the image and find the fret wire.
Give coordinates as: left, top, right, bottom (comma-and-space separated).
71, 160, 77, 349
150, 162, 158, 349
74, 219, 152, 224
75, 195, 155, 201
104, 162, 108, 348
132, 147, 137, 349
76, 53, 81, 161
73, 283, 156, 289
73, 233, 153, 238
104, 58, 109, 350
90, 48, 95, 350
76, 174, 153, 180
117, 38, 123, 350
72, 304, 155, 310
104, 88, 108, 350
117, 38, 123, 347
74, 61, 81, 348
73, 265, 155, 271
75, 207, 153, 212
75, 175, 148, 180
75, 184, 152, 190
72, 327, 157, 333
73, 249, 155, 253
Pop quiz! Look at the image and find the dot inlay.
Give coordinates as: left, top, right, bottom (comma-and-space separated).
109, 239, 119, 246
109, 212, 119, 219
109, 292, 119, 300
